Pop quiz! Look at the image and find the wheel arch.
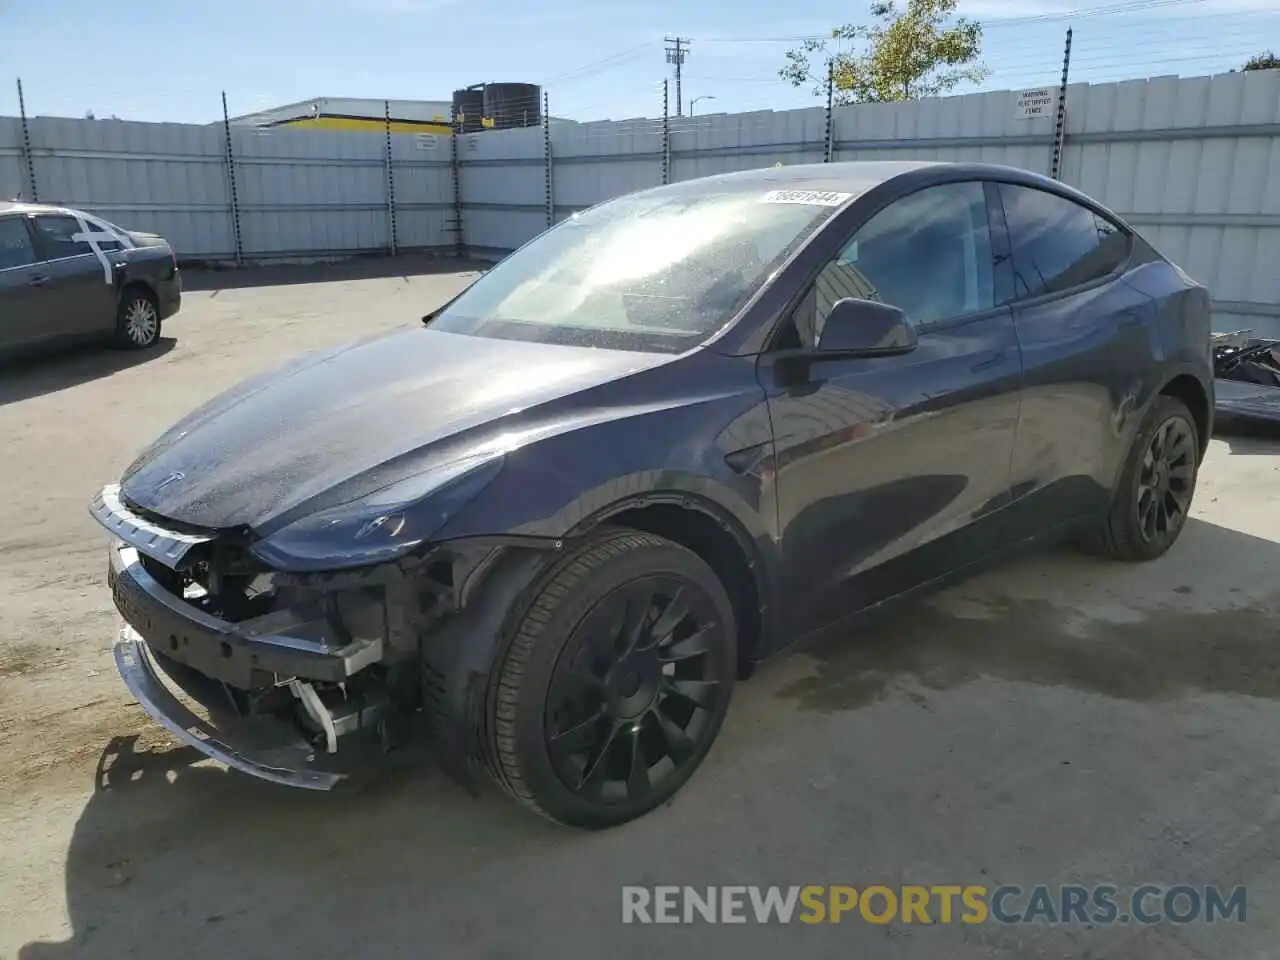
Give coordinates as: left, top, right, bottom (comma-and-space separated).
118, 276, 158, 304
568, 493, 769, 679
1157, 371, 1211, 461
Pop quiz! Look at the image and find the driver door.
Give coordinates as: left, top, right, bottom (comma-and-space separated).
28, 214, 120, 340
758, 180, 1024, 637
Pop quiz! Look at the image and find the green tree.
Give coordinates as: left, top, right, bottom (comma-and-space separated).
780, 0, 989, 105
1242, 51, 1279, 71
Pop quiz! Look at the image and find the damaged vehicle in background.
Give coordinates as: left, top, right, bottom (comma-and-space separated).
90, 161, 1214, 829
1212, 330, 1280, 432
0, 201, 180, 359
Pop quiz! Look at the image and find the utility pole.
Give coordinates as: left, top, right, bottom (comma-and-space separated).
664, 36, 690, 117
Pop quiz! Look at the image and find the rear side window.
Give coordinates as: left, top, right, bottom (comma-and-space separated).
998, 184, 1130, 300
0, 217, 36, 269
31, 214, 122, 258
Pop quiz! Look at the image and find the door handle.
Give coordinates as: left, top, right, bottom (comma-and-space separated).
27, 275, 48, 287
971, 351, 1006, 373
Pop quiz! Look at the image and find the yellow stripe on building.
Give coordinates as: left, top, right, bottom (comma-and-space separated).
276, 116, 455, 135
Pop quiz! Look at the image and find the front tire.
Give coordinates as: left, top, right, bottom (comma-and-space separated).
114, 287, 161, 349
487, 530, 737, 828
1090, 395, 1200, 561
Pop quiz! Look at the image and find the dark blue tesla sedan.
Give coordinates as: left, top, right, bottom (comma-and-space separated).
90, 160, 1214, 828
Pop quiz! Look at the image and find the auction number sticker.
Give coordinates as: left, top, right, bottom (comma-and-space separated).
760, 190, 852, 207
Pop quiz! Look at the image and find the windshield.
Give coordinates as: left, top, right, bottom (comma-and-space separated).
428, 183, 847, 353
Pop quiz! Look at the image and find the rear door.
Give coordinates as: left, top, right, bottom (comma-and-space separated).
0, 214, 46, 353
993, 182, 1153, 530
29, 214, 121, 338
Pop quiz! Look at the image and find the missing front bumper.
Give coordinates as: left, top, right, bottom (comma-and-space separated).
113, 625, 344, 791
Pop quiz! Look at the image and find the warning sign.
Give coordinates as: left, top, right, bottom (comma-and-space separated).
1014, 88, 1055, 120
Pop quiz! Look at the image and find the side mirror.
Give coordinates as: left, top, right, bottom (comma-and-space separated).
817, 298, 918, 356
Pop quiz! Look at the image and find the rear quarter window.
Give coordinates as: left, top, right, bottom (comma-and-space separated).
998, 184, 1131, 301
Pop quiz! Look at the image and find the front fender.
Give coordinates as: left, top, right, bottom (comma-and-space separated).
417, 545, 557, 792
428, 391, 776, 549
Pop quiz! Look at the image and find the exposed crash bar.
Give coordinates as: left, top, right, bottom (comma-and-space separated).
113, 626, 343, 791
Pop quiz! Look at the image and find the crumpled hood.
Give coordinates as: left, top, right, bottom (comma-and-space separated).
120, 327, 669, 531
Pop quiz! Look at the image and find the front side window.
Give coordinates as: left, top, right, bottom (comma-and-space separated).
0, 217, 36, 270
428, 182, 851, 353
997, 184, 1130, 300
782, 181, 995, 349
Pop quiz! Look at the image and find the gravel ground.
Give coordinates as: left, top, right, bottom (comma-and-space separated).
1, 257, 1279, 959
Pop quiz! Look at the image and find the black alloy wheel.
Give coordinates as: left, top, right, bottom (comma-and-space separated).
1135, 414, 1196, 545
1088, 394, 1200, 562
486, 530, 737, 828
545, 575, 729, 805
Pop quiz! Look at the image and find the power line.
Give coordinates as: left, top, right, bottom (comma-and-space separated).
689, 0, 1219, 44
983, 0, 1211, 26
539, 42, 657, 86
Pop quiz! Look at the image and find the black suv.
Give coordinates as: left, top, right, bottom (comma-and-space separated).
90, 162, 1214, 828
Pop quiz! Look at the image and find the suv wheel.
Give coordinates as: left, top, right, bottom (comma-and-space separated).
486, 530, 737, 828
1089, 395, 1200, 561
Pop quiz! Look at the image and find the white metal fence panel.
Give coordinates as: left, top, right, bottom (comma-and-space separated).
836, 88, 1058, 174
552, 120, 665, 215
390, 132, 452, 251
1055, 71, 1280, 334
3, 117, 235, 259
669, 107, 829, 183
232, 126, 389, 257
461, 127, 545, 253
0, 116, 456, 262
0, 118, 29, 201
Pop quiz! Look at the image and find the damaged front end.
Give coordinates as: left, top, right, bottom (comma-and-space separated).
1213, 330, 1280, 432
91, 483, 557, 791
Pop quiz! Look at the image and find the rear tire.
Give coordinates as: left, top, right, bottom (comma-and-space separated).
1087, 395, 1200, 562
114, 287, 161, 350
486, 530, 737, 828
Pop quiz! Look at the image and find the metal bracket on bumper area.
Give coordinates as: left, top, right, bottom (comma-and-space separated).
108, 540, 383, 687
113, 625, 343, 791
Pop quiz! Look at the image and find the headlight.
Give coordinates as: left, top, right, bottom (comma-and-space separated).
251, 455, 504, 572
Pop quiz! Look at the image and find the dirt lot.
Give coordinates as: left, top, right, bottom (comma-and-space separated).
2, 258, 1279, 959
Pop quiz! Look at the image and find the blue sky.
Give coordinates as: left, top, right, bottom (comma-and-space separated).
1, 0, 1276, 124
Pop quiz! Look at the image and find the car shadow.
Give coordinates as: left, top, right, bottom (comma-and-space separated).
766, 517, 1280, 713
0, 338, 177, 408
180, 254, 490, 293
19, 517, 1280, 957
19, 733, 567, 959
